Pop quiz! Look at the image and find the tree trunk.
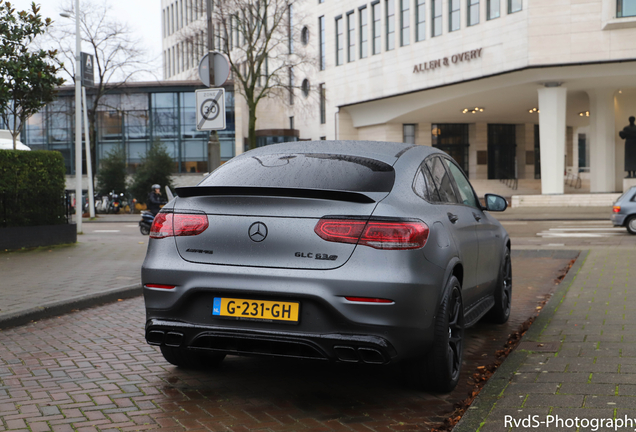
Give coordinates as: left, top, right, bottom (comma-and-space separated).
248, 103, 257, 150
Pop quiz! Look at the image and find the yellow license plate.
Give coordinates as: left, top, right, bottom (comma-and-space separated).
212, 297, 299, 322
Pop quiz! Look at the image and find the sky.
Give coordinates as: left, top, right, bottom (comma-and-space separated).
11, 0, 163, 80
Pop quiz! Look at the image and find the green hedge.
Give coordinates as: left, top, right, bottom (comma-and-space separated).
0, 150, 67, 227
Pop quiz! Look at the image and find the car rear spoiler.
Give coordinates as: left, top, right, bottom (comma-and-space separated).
175, 186, 377, 203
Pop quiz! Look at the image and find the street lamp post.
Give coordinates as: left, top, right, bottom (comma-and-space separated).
62, 0, 82, 233
74, 0, 82, 233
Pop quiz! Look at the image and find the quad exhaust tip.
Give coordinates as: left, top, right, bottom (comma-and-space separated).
334, 346, 386, 364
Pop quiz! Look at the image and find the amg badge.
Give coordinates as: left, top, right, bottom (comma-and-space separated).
186, 248, 214, 255
295, 252, 338, 261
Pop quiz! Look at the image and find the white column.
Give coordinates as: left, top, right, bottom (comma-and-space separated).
587, 88, 616, 192
538, 85, 567, 195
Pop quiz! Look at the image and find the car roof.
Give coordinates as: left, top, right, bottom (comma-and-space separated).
240, 140, 442, 165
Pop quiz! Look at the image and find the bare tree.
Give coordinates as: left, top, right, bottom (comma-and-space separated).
178, 0, 314, 150
41, 0, 152, 170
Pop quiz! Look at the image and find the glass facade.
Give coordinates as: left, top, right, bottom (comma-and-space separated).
20, 84, 236, 175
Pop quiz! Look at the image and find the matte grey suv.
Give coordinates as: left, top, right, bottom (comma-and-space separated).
142, 141, 511, 392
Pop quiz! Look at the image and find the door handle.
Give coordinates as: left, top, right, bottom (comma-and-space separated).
447, 212, 458, 224
473, 212, 482, 222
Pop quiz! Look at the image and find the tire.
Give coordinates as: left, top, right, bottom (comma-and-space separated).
140, 224, 150, 235
627, 216, 636, 235
485, 247, 512, 324
404, 276, 464, 393
160, 346, 225, 369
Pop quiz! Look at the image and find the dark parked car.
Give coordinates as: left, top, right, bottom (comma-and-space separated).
611, 186, 636, 234
142, 141, 511, 392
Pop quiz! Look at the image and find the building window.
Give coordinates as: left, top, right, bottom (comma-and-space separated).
386, 0, 395, 51
347, 12, 355, 62
416, 0, 426, 41
162, 9, 166, 37
617, 0, 636, 17
372, 1, 381, 54
403, 124, 416, 144
319, 83, 326, 124
335, 16, 344, 66
289, 67, 294, 105
508, 0, 521, 13
468, 0, 479, 25
301, 79, 310, 97
289, 4, 294, 54
319, 16, 326, 70
301, 26, 310, 45
487, 0, 500, 19
450, 0, 460, 31
289, 116, 294, 130
180, 0, 184, 29
360, 6, 368, 58
432, 0, 442, 36
400, 0, 410, 46
170, 4, 174, 34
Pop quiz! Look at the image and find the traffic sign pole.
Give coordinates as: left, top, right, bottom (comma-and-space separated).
205, 0, 221, 173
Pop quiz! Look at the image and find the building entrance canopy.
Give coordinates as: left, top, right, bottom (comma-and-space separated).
341, 61, 636, 194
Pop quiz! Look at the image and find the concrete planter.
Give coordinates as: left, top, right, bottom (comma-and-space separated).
0, 224, 77, 250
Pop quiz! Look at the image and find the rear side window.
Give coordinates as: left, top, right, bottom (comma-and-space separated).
413, 165, 441, 202
444, 159, 478, 208
425, 156, 458, 203
200, 153, 395, 192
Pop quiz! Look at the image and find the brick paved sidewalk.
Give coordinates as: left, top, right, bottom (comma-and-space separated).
455, 248, 636, 432
0, 217, 147, 329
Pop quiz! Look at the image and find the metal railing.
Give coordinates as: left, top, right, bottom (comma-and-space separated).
565, 172, 582, 189
499, 176, 518, 191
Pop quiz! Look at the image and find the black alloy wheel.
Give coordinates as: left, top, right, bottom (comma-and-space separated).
405, 276, 464, 393
442, 284, 465, 388
485, 248, 512, 324
140, 225, 150, 236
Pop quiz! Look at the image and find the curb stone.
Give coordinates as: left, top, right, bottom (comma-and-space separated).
452, 250, 590, 432
0, 283, 142, 330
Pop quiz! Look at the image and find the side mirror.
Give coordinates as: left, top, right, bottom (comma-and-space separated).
484, 194, 508, 212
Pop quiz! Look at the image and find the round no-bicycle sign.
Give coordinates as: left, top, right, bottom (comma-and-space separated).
195, 88, 226, 131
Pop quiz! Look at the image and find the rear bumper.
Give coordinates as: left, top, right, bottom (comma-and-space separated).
142, 239, 448, 362
146, 318, 397, 364
611, 213, 627, 226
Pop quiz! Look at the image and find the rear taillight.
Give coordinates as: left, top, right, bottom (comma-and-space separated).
613, 206, 621, 213
150, 213, 209, 239
314, 218, 429, 250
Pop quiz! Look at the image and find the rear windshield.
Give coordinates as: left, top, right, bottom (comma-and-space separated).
199, 153, 395, 192
617, 186, 636, 203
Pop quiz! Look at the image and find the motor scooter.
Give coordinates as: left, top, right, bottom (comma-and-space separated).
139, 210, 155, 235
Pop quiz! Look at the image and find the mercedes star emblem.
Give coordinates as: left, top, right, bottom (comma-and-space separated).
248, 222, 268, 242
